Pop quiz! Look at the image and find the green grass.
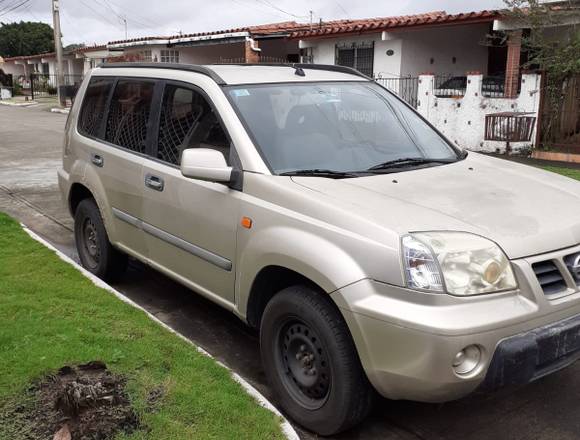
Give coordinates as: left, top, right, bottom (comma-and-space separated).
0, 213, 284, 440
540, 165, 580, 181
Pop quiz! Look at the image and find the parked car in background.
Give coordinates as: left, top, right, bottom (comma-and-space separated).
59, 63, 580, 436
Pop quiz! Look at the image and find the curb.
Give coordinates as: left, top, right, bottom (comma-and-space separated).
21, 225, 300, 440
0, 100, 38, 107
51, 107, 70, 114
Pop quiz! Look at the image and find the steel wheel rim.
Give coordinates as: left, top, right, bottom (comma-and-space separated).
275, 318, 331, 410
81, 217, 100, 269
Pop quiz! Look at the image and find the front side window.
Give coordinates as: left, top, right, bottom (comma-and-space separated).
157, 84, 229, 165
78, 77, 114, 138
105, 80, 155, 153
227, 81, 459, 174
160, 49, 180, 63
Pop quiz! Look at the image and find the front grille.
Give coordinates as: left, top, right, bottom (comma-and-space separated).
532, 261, 567, 295
565, 253, 580, 285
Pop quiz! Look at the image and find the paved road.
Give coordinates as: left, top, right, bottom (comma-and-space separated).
2, 104, 580, 440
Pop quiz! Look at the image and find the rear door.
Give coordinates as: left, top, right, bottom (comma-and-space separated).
76, 77, 158, 259
140, 81, 240, 307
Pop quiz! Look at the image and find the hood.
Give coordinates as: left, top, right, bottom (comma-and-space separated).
291, 153, 580, 259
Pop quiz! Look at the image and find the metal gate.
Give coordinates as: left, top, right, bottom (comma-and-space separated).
30, 73, 83, 99
539, 74, 580, 154
375, 76, 419, 108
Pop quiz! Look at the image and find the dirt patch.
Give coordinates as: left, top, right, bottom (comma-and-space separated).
3, 361, 139, 440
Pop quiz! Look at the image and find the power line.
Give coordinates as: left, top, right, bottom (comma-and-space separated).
253, 0, 309, 19
333, 0, 349, 17
0, 0, 32, 17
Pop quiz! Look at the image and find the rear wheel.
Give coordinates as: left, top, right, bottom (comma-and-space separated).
260, 285, 373, 436
74, 198, 127, 281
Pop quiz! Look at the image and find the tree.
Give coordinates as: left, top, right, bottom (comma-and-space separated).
503, 0, 580, 146
0, 21, 54, 58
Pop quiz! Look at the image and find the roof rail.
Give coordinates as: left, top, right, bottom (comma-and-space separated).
97, 62, 226, 85
210, 62, 371, 80
293, 63, 371, 80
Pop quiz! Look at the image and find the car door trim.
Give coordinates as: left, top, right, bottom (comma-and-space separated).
112, 207, 232, 271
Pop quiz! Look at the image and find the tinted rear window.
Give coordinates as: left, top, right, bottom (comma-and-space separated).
78, 77, 114, 138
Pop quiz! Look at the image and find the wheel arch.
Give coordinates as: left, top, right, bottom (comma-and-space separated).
245, 265, 326, 329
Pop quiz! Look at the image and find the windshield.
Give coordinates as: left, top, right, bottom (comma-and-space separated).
226, 81, 461, 175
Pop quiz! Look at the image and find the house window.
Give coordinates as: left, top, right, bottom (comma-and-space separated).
335, 41, 374, 77
138, 50, 152, 62
160, 49, 180, 64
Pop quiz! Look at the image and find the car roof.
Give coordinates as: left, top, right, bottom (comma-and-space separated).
97, 63, 369, 86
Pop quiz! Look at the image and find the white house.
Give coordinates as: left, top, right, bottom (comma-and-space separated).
106, 21, 309, 65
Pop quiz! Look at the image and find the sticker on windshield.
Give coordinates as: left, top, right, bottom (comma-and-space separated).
232, 89, 250, 97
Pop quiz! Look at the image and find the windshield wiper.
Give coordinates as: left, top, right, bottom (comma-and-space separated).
367, 157, 456, 171
279, 169, 360, 179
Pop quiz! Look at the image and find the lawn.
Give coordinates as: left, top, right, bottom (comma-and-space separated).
541, 165, 580, 181
0, 213, 285, 440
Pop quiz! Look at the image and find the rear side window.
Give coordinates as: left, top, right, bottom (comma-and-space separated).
105, 80, 155, 153
157, 84, 230, 165
78, 77, 114, 138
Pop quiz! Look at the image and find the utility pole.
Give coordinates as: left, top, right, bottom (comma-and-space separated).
123, 17, 128, 40
309, 10, 313, 31
52, 0, 66, 107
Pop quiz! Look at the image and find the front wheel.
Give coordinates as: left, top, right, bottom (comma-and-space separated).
74, 198, 127, 281
260, 285, 373, 436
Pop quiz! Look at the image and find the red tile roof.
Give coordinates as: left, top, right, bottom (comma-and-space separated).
290, 10, 500, 39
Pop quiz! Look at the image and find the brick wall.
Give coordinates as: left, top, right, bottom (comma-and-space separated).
504, 30, 522, 99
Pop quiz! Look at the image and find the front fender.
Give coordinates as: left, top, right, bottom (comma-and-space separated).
236, 225, 367, 317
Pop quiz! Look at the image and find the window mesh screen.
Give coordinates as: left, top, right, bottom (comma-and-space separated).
105, 81, 154, 153
78, 78, 114, 138
157, 85, 229, 165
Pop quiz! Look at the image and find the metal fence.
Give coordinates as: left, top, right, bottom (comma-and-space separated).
375, 76, 419, 108
433, 74, 466, 98
30, 73, 83, 99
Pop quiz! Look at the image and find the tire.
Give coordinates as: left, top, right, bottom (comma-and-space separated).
74, 198, 127, 281
260, 285, 373, 436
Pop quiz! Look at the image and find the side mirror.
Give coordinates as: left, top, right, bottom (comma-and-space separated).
180, 148, 233, 183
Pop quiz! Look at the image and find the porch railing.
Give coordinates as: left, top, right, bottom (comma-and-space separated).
375, 76, 419, 108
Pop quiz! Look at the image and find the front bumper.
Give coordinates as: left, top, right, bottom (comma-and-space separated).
332, 261, 580, 402
481, 313, 580, 391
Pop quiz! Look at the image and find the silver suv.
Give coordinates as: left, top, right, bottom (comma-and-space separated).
59, 63, 580, 435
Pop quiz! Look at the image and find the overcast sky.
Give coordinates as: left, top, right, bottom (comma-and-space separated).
2, 0, 506, 46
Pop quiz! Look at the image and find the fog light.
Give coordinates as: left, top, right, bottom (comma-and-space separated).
452, 345, 482, 375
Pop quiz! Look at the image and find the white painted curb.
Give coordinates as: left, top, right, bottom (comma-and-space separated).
21, 225, 299, 440
51, 107, 70, 114
0, 100, 37, 107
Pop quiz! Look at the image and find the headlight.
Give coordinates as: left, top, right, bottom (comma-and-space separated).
402, 232, 517, 296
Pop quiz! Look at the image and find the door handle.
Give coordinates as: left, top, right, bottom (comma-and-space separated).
91, 153, 104, 167
145, 174, 164, 192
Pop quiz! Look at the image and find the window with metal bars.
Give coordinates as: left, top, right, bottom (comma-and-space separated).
335, 41, 374, 77
160, 49, 180, 63
78, 77, 114, 138
156, 85, 230, 165
104, 80, 155, 153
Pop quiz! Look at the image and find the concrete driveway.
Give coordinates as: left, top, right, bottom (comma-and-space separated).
2, 104, 580, 440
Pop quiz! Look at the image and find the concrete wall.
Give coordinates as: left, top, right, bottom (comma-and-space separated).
302, 33, 403, 78
399, 24, 490, 77
124, 42, 245, 64
416, 73, 542, 152
0, 61, 25, 77
300, 23, 490, 78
